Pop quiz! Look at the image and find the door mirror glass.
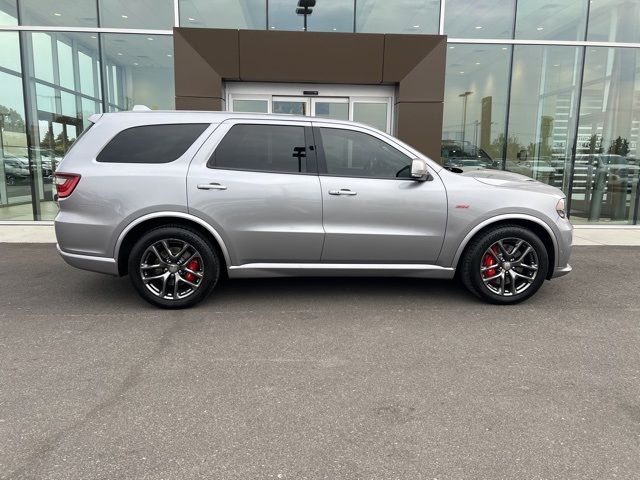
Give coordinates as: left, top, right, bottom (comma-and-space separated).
411, 158, 428, 179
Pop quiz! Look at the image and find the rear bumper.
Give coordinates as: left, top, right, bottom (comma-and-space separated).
57, 244, 119, 276
551, 263, 572, 278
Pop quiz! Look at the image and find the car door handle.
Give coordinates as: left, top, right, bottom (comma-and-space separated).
197, 183, 227, 191
328, 189, 357, 196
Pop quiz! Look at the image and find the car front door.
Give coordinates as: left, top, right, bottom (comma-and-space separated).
187, 120, 324, 265
314, 123, 447, 264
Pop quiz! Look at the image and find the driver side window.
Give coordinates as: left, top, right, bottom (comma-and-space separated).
318, 127, 413, 179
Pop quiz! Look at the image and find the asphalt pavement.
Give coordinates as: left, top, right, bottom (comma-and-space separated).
0, 244, 639, 479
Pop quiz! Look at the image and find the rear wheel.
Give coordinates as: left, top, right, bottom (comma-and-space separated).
460, 225, 549, 304
128, 226, 220, 308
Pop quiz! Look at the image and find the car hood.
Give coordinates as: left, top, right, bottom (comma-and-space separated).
461, 169, 564, 196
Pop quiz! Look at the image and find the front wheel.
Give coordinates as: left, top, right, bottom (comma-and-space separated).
128, 226, 220, 309
459, 225, 549, 304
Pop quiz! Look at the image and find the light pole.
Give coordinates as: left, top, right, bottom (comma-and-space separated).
459, 91, 473, 146
296, 0, 315, 31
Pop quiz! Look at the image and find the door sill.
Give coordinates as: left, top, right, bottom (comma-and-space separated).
227, 262, 455, 279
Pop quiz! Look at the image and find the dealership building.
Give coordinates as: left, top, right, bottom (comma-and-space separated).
0, 0, 639, 224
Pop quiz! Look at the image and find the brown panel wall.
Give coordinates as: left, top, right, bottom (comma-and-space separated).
396, 102, 444, 160
238, 30, 384, 84
174, 27, 446, 163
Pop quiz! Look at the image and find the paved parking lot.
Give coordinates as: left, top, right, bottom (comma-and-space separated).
1, 244, 639, 479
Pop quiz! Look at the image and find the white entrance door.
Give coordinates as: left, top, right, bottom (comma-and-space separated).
226, 82, 394, 133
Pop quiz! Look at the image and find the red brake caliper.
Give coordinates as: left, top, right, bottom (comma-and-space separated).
482, 246, 499, 279
184, 259, 199, 282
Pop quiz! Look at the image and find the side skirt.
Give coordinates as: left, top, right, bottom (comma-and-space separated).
227, 263, 456, 279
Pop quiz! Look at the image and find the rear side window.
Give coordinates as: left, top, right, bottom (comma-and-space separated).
97, 123, 209, 163
208, 124, 310, 173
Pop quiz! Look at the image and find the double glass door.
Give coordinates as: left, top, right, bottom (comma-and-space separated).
226, 83, 393, 133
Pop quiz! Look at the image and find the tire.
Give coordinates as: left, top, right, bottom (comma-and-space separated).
6, 174, 15, 186
128, 225, 220, 309
459, 225, 549, 305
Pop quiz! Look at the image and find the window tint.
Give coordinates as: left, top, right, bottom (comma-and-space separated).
318, 128, 412, 179
209, 124, 309, 173
97, 123, 208, 163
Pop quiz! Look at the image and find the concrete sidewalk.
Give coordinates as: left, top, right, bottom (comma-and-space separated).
1, 223, 640, 246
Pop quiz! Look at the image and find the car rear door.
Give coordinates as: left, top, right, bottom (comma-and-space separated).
187, 119, 324, 265
314, 123, 447, 264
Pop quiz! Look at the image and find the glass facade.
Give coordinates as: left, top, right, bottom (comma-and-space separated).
0, 0, 639, 224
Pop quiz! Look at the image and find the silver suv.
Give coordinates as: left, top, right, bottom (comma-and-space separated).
54, 111, 572, 308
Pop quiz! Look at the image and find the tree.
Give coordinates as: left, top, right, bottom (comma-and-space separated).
0, 105, 26, 133
608, 136, 630, 156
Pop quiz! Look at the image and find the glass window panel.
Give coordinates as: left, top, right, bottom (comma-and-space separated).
101, 34, 175, 110
31, 32, 54, 83
35, 83, 56, 114
319, 128, 412, 178
570, 47, 640, 224
209, 124, 310, 173
60, 91, 76, 117
356, 0, 439, 34
0, 0, 18, 25
179, 0, 266, 29
352, 102, 388, 132
273, 99, 307, 115
587, 0, 640, 43
506, 46, 582, 190
57, 40, 74, 90
78, 50, 96, 97
515, 0, 587, 41
269, 0, 353, 32
442, 44, 511, 169
81, 98, 100, 128
0, 69, 29, 219
314, 101, 348, 120
100, 0, 174, 29
233, 99, 268, 113
444, 0, 515, 39
19, 0, 97, 27
0, 31, 21, 72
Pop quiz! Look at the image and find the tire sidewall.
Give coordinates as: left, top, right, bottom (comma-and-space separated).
128, 227, 220, 309
468, 226, 549, 304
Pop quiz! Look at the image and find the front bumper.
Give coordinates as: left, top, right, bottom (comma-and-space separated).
57, 244, 119, 276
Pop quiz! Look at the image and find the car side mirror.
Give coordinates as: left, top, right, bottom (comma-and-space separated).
411, 158, 428, 180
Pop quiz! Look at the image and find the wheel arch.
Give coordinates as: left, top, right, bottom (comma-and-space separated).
452, 215, 558, 279
114, 212, 231, 276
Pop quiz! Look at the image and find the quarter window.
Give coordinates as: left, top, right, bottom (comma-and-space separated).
97, 123, 209, 163
208, 124, 310, 173
318, 128, 413, 179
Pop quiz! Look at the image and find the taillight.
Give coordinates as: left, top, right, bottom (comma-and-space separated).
54, 173, 81, 199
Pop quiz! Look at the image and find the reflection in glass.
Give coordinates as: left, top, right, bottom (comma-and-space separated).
19, 0, 97, 27
353, 102, 387, 132
570, 47, 640, 224
0, 0, 17, 25
102, 34, 175, 110
100, 0, 174, 29
442, 44, 510, 168
179, 0, 266, 29
273, 100, 307, 115
587, 0, 640, 44
269, 0, 353, 32
233, 99, 268, 113
444, 0, 515, 39
0, 32, 29, 220
23, 31, 102, 220
507, 46, 582, 190
515, 0, 587, 41
356, 0, 439, 34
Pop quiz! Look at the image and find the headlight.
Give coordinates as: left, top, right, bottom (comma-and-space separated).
556, 198, 566, 218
